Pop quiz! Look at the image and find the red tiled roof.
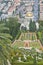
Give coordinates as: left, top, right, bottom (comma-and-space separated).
8, 5, 16, 12
8, 0, 20, 12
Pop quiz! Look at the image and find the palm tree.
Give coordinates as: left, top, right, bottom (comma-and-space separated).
0, 23, 14, 65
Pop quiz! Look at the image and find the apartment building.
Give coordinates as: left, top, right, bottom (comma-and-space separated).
0, 0, 21, 20
40, 0, 43, 20
7, 0, 20, 16
0, 0, 43, 21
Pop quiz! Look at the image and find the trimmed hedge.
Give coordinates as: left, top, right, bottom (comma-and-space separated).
12, 62, 33, 65
12, 62, 43, 65
38, 62, 43, 65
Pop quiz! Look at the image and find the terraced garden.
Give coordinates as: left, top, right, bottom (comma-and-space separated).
13, 32, 41, 49
12, 32, 43, 65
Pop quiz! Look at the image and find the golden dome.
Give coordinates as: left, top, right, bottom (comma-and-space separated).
26, 12, 33, 17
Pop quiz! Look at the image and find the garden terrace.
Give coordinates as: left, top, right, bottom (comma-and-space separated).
19, 32, 37, 40
13, 40, 41, 49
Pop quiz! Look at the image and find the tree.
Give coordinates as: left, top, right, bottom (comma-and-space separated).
0, 23, 14, 65
5, 17, 20, 40
38, 21, 43, 32
29, 21, 36, 32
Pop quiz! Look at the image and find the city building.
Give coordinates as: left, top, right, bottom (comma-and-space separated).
0, 0, 43, 21
40, 0, 43, 20
0, 0, 20, 20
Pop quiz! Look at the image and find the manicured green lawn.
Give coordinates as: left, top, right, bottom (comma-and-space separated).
30, 41, 41, 49
13, 40, 41, 49
13, 41, 24, 47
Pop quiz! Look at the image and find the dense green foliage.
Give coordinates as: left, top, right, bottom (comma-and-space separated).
36, 32, 43, 46
29, 21, 36, 32
12, 48, 43, 65
39, 21, 43, 31
5, 17, 20, 40
0, 23, 14, 65
0, 17, 20, 65
36, 21, 43, 46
